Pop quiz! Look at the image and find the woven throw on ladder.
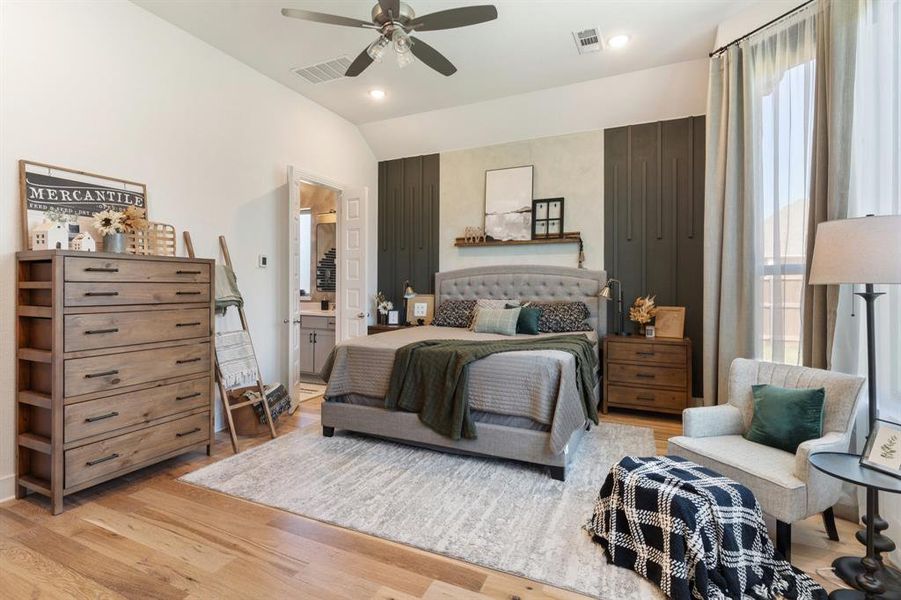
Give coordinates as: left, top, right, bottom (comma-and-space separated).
215, 330, 258, 389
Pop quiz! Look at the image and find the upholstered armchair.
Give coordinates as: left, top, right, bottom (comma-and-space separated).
667, 358, 865, 560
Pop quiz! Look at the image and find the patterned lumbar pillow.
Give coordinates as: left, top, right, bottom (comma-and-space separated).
470, 298, 518, 329
472, 306, 521, 336
431, 299, 478, 328
532, 301, 593, 333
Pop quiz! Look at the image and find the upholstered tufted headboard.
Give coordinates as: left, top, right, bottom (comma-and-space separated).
434, 265, 607, 337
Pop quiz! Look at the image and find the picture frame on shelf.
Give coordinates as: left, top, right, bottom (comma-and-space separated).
531, 198, 564, 239
19, 160, 148, 251
860, 418, 901, 478
484, 165, 533, 241
654, 306, 686, 338
387, 309, 400, 326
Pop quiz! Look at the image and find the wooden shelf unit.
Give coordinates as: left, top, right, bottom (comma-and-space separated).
453, 232, 582, 248
15, 250, 216, 514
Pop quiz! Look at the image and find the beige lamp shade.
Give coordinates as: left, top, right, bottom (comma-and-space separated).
808, 215, 901, 285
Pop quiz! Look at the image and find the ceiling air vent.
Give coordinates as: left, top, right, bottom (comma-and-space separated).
573, 28, 602, 54
291, 56, 352, 84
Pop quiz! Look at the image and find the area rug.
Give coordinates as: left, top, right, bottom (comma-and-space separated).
180, 423, 662, 599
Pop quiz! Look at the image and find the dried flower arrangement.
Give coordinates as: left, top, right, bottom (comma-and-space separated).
374, 291, 394, 315
44, 207, 76, 224
92, 209, 126, 236
122, 206, 148, 232
629, 295, 658, 325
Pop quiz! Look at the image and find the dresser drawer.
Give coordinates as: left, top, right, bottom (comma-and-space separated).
65, 308, 210, 351
606, 341, 686, 365
65, 343, 210, 397
65, 377, 210, 442
65, 282, 210, 307
65, 412, 209, 488
606, 362, 687, 388
606, 385, 686, 412
65, 257, 210, 283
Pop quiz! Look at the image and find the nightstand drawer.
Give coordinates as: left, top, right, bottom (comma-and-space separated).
607, 341, 686, 365
607, 362, 686, 388
606, 385, 686, 412
65, 308, 210, 351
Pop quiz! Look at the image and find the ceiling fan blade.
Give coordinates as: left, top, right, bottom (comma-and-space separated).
345, 48, 374, 77
377, 0, 400, 19
280, 8, 374, 29
410, 37, 457, 76
409, 5, 498, 32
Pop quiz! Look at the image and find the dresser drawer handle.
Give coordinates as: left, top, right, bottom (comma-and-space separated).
85, 291, 119, 297
176, 358, 201, 364
176, 427, 202, 437
635, 373, 656, 379
176, 270, 202, 275
85, 369, 119, 379
176, 392, 202, 401
636, 395, 655, 401
85, 411, 119, 423
175, 291, 202, 296
636, 351, 656, 357
84, 267, 119, 273
86, 453, 120, 466
85, 328, 119, 335
175, 322, 202, 328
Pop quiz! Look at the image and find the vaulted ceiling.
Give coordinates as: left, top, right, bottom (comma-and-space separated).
134, 0, 756, 124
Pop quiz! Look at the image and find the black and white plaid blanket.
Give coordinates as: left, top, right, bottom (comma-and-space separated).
586, 456, 827, 600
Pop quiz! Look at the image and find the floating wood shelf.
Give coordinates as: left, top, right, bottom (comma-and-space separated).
454, 232, 582, 248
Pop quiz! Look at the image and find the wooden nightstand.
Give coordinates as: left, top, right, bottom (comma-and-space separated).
602, 335, 692, 415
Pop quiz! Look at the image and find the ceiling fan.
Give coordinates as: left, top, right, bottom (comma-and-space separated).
281, 1, 498, 77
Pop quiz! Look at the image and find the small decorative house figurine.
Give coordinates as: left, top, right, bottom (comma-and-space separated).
31, 220, 69, 250
71, 232, 97, 252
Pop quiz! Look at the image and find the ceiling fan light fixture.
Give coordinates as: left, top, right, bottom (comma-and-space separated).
367, 35, 390, 62
392, 29, 414, 68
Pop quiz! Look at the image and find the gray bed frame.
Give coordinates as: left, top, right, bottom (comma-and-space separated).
320, 264, 607, 481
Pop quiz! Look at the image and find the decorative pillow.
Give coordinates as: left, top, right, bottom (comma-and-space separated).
743, 384, 826, 454
470, 298, 518, 329
431, 299, 477, 328
472, 307, 521, 336
508, 303, 540, 335
532, 301, 593, 333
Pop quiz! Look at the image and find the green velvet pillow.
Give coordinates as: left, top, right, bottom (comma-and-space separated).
508, 304, 540, 335
743, 384, 826, 453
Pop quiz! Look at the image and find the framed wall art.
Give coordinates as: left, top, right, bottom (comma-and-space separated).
406, 293, 435, 325
654, 306, 686, 338
860, 418, 901, 478
484, 165, 533, 241
532, 198, 564, 239
19, 160, 148, 250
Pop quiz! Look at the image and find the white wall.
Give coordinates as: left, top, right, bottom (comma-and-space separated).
0, 0, 377, 500
360, 58, 709, 161
713, 0, 800, 49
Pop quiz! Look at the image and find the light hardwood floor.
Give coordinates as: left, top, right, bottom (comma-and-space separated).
1, 398, 862, 599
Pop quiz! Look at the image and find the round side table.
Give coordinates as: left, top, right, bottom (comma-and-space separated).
809, 452, 901, 600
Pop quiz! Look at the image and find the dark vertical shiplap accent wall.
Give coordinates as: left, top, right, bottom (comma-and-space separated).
604, 116, 705, 396
377, 154, 440, 305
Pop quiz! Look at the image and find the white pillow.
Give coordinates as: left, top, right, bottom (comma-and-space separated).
470, 298, 518, 329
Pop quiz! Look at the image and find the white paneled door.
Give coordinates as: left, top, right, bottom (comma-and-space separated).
337, 186, 368, 341
286, 165, 303, 400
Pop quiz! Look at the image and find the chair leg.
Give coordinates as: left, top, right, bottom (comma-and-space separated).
776, 520, 792, 562
822, 507, 840, 542
549, 465, 566, 481
322, 426, 335, 437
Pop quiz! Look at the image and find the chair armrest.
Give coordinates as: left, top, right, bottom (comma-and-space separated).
794, 431, 850, 481
682, 404, 744, 438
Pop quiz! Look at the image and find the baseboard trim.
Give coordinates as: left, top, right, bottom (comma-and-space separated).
0, 473, 16, 504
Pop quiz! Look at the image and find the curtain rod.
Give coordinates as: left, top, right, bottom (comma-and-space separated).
708, 0, 816, 57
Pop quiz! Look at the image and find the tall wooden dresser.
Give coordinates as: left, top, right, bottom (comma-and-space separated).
15, 250, 215, 513
602, 335, 692, 415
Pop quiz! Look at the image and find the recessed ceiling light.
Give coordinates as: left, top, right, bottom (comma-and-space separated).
607, 34, 630, 49
368, 89, 386, 100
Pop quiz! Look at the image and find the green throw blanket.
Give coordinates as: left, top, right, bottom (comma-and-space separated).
385, 335, 599, 441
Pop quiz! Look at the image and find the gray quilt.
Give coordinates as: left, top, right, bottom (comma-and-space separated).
323, 326, 598, 453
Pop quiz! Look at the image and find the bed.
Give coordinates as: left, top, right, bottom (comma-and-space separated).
321, 265, 606, 480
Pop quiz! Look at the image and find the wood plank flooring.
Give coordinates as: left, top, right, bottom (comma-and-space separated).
1, 399, 864, 599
